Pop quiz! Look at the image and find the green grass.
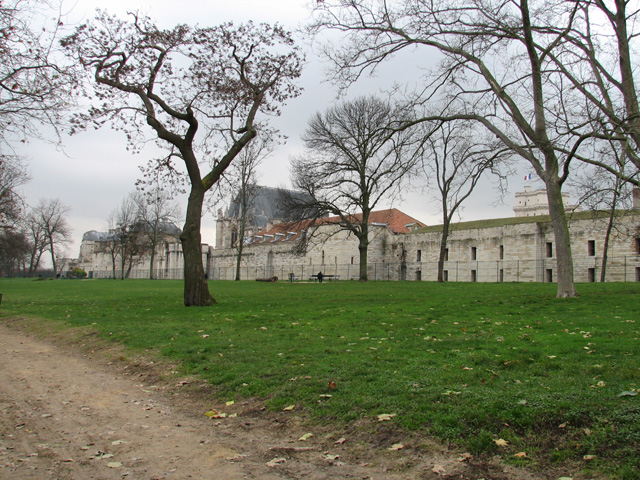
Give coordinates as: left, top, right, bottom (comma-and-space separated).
1, 279, 639, 477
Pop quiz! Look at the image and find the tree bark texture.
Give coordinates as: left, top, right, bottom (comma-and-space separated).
545, 181, 577, 298
181, 186, 214, 306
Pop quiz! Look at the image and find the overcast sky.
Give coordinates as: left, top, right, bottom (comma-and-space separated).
17, 0, 536, 260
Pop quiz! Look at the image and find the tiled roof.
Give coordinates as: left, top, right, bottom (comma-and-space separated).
247, 208, 425, 244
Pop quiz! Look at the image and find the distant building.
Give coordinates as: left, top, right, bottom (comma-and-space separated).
75, 188, 640, 283
514, 186, 582, 217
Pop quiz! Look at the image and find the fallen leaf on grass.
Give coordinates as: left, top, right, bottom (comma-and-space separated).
334, 437, 347, 445
377, 413, 396, 422
299, 433, 313, 441
388, 443, 404, 451
323, 453, 340, 461
514, 452, 527, 458
583, 454, 596, 460
106, 462, 122, 468
225, 401, 235, 406
494, 438, 509, 446
618, 390, 638, 397
432, 464, 446, 475
458, 452, 472, 462
266, 457, 286, 467
283, 405, 296, 411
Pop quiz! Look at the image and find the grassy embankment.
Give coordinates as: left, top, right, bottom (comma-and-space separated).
0, 278, 638, 477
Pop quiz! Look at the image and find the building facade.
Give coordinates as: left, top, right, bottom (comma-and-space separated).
76, 189, 640, 283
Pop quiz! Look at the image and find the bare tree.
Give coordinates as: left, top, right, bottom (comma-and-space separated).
0, 156, 29, 227
419, 121, 509, 282
0, 0, 72, 148
133, 188, 181, 280
543, 0, 640, 179
25, 209, 48, 274
62, 12, 302, 305
308, 0, 595, 297
0, 228, 29, 276
226, 134, 274, 281
289, 95, 419, 281
30, 198, 71, 276
106, 194, 150, 280
570, 139, 637, 282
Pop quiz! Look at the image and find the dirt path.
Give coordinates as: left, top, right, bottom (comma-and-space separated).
0, 322, 546, 480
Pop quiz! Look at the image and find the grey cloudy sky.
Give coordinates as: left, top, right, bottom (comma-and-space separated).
18, 0, 534, 260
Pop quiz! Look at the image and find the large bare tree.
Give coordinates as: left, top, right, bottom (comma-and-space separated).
62, 12, 302, 305
289, 95, 419, 281
308, 0, 598, 297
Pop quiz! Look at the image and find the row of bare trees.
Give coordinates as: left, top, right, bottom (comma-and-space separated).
0, 196, 72, 277
101, 190, 181, 280
300, 0, 640, 297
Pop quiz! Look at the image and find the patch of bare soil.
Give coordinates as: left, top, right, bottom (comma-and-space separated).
0, 319, 550, 479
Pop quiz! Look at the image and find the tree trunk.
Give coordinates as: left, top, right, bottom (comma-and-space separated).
149, 248, 156, 280
358, 229, 368, 282
546, 180, 578, 297
181, 185, 214, 306
437, 219, 451, 283
600, 190, 619, 282
234, 218, 246, 281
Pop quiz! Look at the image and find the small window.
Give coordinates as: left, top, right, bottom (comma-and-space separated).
444, 248, 449, 261
443, 270, 449, 282
416, 270, 422, 281
588, 268, 595, 283
322, 250, 325, 265
471, 270, 477, 282
546, 242, 553, 258
588, 240, 596, 257
351, 256, 354, 265
499, 269, 504, 282
417, 249, 422, 262
636, 267, 640, 282
546, 269, 553, 283
635, 238, 640, 255
471, 247, 477, 261
499, 245, 504, 260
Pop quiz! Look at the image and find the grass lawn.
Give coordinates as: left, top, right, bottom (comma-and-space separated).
0, 278, 638, 478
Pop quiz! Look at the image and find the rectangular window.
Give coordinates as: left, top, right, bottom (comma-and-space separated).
444, 248, 449, 261
417, 249, 422, 262
471, 269, 477, 282
471, 247, 477, 261
546, 242, 553, 258
416, 270, 422, 281
588, 240, 596, 257
636, 238, 640, 255
546, 269, 553, 283
499, 269, 504, 282
636, 267, 640, 282
443, 270, 449, 282
588, 268, 595, 283
499, 245, 504, 260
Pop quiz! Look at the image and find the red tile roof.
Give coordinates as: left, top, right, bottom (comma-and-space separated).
249, 208, 425, 244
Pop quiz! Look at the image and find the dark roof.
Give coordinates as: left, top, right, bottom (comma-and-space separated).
82, 221, 181, 242
227, 186, 314, 228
